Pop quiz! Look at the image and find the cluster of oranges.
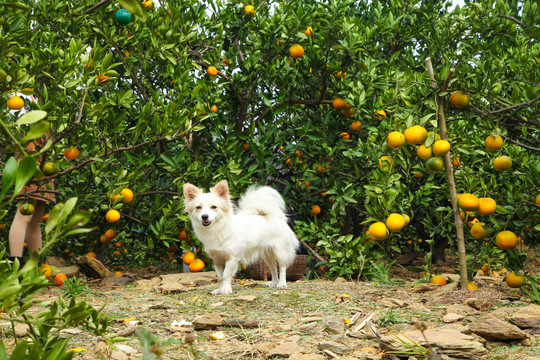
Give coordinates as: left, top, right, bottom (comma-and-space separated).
367, 213, 410, 241
182, 250, 205, 272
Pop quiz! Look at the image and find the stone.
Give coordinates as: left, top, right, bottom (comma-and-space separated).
379, 298, 406, 308
102, 276, 135, 287
411, 283, 442, 293
14, 323, 29, 337
446, 304, 478, 316
75, 256, 113, 278
110, 350, 129, 360
255, 341, 275, 355
469, 316, 530, 341
267, 342, 310, 357
381, 328, 487, 358
160, 272, 217, 286
231, 295, 257, 302
193, 313, 224, 330
465, 298, 494, 311
289, 353, 326, 360
318, 340, 351, 355
510, 305, 540, 329
334, 277, 347, 283
54, 265, 80, 278
321, 316, 344, 334
442, 313, 465, 323
115, 344, 138, 354
133, 277, 161, 291
159, 282, 189, 294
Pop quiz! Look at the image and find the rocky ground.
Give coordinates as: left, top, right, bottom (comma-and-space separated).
2, 255, 540, 360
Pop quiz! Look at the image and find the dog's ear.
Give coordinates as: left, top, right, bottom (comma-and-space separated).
183, 183, 201, 201
211, 180, 229, 199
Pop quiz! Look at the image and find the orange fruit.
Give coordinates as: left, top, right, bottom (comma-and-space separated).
379, 155, 394, 169
459, 193, 479, 211
351, 120, 362, 131
332, 98, 347, 109
404, 125, 428, 145
244, 4, 255, 16
485, 135, 503, 150
298, 179, 310, 188
495, 230, 518, 250
178, 229, 188, 241
467, 282, 478, 290
39, 264, 53, 279
7, 96, 25, 110
478, 197, 497, 216
120, 188, 134, 203
207, 66, 218, 76
343, 107, 356, 118
289, 44, 304, 59
305, 26, 314, 36
42, 213, 49, 222
20, 203, 35, 216
368, 222, 388, 240
426, 157, 444, 173
96, 73, 110, 84
99, 234, 109, 244
105, 229, 117, 240
182, 251, 195, 265
470, 223, 490, 240
106, 209, 121, 223
54, 273, 67, 286
340, 132, 350, 140
536, 193, 540, 206
386, 131, 405, 149
373, 110, 386, 121
481, 263, 490, 273
189, 258, 205, 272
86, 252, 97, 258
209, 105, 218, 113
505, 272, 524, 288
115, 271, 123, 277
310, 205, 321, 215
115, 241, 122, 248
385, 213, 406, 232
402, 214, 410, 225
493, 155, 512, 171
452, 157, 461, 167
113, 250, 122, 257
63, 146, 80, 160
449, 91, 469, 108
417, 145, 433, 161
429, 275, 447, 286
42, 162, 58, 175
432, 140, 451, 156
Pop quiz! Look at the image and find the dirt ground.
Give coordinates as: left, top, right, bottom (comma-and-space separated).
3, 253, 540, 360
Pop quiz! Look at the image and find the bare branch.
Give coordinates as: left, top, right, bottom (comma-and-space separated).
489, 95, 540, 114
497, 13, 528, 28
81, 0, 111, 16
501, 135, 540, 152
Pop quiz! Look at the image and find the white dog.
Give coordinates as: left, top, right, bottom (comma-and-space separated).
183, 180, 300, 294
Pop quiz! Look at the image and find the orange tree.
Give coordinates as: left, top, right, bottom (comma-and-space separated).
1, 0, 539, 281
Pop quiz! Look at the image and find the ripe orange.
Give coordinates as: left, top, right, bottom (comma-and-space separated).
402, 214, 410, 225
99, 234, 109, 244
63, 146, 80, 160
373, 110, 386, 121
505, 272, 524, 288
310, 205, 321, 215
242, 143, 250, 151
207, 66, 218, 76
332, 98, 347, 109
467, 282, 478, 290
426, 157, 444, 173
106, 209, 121, 223
452, 157, 461, 167
244, 4, 255, 16
477, 197, 497, 216
449, 91, 469, 108
289, 44, 304, 59
178, 229, 188, 241
39, 264, 53, 279
432, 140, 451, 156
182, 251, 195, 265
481, 263, 489, 273
417, 145, 432, 161
7, 96, 25, 110
113, 250, 122, 257
120, 188, 134, 203
470, 223, 490, 240
404, 125, 428, 145
386, 131, 405, 149
385, 213, 406, 232
189, 258, 205, 272
536, 193, 540, 207
495, 230, 518, 250
351, 120, 362, 131
340, 132, 350, 140
298, 179, 310, 188
209, 105, 218, 113
305, 26, 314, 36
115, 271, 123, 277
379, 156, 394, 169
493, 155, 512, 171
86, 252, 97, 258
343, 107, 356, 118
20, 203, 35, 216
485, 135, 503, 150
429, 275, 447, 286
368, 222, 388, 240
105, 229, 117, 240
115, 241, 123, 248
458, 193, 479, 211
54, 273, 67, 286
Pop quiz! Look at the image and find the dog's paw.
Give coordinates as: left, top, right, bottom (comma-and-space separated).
211, 287, 233, 295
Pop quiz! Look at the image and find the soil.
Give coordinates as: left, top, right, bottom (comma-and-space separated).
2, 253, 540, 360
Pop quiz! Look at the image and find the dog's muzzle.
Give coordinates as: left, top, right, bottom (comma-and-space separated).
201, 214, 211, 226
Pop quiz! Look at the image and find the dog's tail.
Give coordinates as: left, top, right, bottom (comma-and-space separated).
237, 186, 288, 221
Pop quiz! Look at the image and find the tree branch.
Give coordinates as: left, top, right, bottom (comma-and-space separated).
501, 135, 540, 152
488, 95, 540, 114
497, 13, 528, 28
81, 0, 111, 16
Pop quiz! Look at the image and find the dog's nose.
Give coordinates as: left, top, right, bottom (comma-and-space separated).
201, 214, 209, 221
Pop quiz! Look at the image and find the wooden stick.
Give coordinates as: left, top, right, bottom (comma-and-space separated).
300, 241, 327, 264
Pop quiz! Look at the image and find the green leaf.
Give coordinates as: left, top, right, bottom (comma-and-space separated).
15, 110, 48, 125
22, 121, 50, 142
119, 0, 147, 23
1, 157, 18, 200
0, 2, 31, 11
13, 157, 37, 196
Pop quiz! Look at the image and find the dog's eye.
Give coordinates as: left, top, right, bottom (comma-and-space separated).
196, 206, 202, 210
211, 205, 217, 209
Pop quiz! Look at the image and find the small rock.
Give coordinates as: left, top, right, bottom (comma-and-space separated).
442, 313, 465, 323
133, 277, 161, 291
159, 282, 189, 294
14, 323, 29, 337
267, 342, 310, 357
469, 316, 529, 341
231, 295, 257, 302
102, 276, 134, 287
193, 313, 224, 330
321, 316, 344, 334
334, 277, 347, 283
318, 340, 351, 355
446, 304, 479, 316
379, 298, 406, 308
75, 256, 113, 278
54, 265, 80, 278
411, 283, 441, 293
510, 305, 540, 329
289, 353, 326, 360
110, 350, 129, 360
466, 298, 494, 311
256, 341, 275, 355
115, 344, 137, 354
